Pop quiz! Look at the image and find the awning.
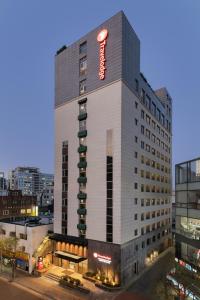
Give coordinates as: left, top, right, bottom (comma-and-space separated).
54, 251, 87, 263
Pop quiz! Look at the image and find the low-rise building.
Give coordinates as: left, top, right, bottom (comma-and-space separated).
0, 218, 53, 273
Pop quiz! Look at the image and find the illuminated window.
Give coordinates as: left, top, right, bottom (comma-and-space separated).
26, 209, 31, 214
20, 209, 26, 214
79, 80, 86, 95
79, 57, 87, 76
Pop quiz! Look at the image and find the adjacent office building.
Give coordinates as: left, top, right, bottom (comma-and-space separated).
8, 167, 54, 204
0, 172, 7, 193
54, 11, 172, 285
166, 158, 200, 299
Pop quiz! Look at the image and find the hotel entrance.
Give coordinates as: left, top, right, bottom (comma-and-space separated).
49, 234, 88, 275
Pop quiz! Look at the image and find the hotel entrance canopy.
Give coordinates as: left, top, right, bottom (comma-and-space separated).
54, 250, 86, 263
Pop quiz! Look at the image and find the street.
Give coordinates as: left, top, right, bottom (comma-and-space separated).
0, 278, 43, 300
115, 249, 175, 300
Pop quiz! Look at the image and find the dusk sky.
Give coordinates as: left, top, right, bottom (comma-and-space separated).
0, 0, 200, 179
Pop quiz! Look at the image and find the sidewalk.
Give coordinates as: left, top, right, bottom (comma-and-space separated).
0, 268, 115, 300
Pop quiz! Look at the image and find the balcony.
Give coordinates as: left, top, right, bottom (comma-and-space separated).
77, 177, 87, 184
77, 192, 87, 200
78, 113, 87, 121
77, 224, 86, 230
77, 208, 87, 215
78, 130, 87, 138
78, 145, 87, 153
77, 161, 87, 168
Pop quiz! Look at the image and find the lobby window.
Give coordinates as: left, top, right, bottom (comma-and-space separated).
79, 56, 87, 76
79, 79, 86, 95
79, 41, 87, 54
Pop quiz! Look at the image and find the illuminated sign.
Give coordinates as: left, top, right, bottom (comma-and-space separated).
97, 29, 108, 80
93, 252, 112, 264
175, 257, 197, 273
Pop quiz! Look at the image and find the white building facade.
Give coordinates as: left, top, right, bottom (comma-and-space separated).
54, 11, 172, 285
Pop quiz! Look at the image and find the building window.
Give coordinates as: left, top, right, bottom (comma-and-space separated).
134, 229, 138, 236
134, 214, 138, 220
135, 79, 139, 92
135, 118, 138, 126
62, 141, 68, 235
134, 167, 138, 174
134, 183, 138, 189
141, 110, 145, 119
134, 152, 138, 158
135, 136, 138, 143
134, 198, 138, 205
79, 79, 86, 95
135, 101, 138, 109
79, 57, 87, 76
141, 141, 144, 149
79, 41, 87, 55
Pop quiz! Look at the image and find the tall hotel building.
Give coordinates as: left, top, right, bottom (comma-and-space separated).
54, 11, 172, 286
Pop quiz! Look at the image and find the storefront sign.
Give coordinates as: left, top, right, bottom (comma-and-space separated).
93, 252, 111, 264
175, 257, 197, 273
97, 29, 108, 80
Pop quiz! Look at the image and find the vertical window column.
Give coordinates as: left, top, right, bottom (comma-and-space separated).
62, 141, 68, 235
77, 98, 87, 238
106, 130, 113, 242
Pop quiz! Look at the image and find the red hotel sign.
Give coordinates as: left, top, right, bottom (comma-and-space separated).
97, 29, 108, 80
93, 252, 112, 264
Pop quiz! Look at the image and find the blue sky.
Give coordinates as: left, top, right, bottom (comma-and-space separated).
0, 0, 200, 178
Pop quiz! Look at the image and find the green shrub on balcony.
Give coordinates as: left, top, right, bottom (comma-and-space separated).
78, 130, 87, 138
78, 113, 87, 121
77, 208, 87, 215
78, 145, 87, 153
77, 177, 87, 184
77, 224, 86, 230
77, 192, 87, 200
77, 161, 87, 168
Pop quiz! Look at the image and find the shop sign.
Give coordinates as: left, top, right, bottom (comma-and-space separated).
97, 29, 108, 80
93, 252, 111, 264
